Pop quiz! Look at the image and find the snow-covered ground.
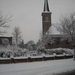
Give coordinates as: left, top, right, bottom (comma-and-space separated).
0, 58, 75, 75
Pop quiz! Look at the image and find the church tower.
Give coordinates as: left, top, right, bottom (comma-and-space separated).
42, 0, 52, 35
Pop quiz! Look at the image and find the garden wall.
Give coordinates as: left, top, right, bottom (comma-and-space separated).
0, 55, 73, 64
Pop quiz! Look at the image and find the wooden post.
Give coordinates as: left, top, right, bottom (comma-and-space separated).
73, 44, 75, 60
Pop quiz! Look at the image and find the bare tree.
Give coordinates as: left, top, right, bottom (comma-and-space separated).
0, 11, 12, 34
12, 27, 22, 46
19, 40, 25, 49
39, 30, 54, 49
25, 40, 36, 51
57, 12, 75, 60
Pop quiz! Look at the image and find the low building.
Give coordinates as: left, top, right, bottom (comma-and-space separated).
0, 36, 12, 45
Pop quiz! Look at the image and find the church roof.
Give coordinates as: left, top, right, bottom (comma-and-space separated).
45, 23, 63, 36
44, 0, 50, 12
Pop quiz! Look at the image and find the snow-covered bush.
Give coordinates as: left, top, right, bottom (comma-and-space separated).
55, 50, 64, 55
37, 46, 45, 53
5, 52, 12, 58
0, 51, 12, 58
13, 49, 26, 57
46, 48, 73, 55
0, 46, 73, 58
0, 51, 5, 57
28, 51, 38, 56
45, 49, 55, 55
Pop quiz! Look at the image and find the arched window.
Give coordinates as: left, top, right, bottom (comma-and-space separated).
56, 38, 60, 46
46, 17, 48, 21
2, 38, 9, 46
65, 39, 69, 45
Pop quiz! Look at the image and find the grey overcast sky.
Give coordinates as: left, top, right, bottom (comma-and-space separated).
0, 0, 75, 43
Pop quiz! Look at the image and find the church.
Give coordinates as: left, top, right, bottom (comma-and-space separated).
41, 0, 73, 49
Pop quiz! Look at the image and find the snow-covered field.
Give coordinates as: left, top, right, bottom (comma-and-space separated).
0, 58, 75, 75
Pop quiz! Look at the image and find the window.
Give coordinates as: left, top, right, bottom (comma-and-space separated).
47, 43, 51, 46
46, 17, 48, 21
65, 39, 69, 45
2, 38, 9, 46
56, 38, 60, 46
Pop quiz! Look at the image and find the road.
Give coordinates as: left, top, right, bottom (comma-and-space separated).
0, 59, 75, 75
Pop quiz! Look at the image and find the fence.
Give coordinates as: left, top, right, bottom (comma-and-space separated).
0, 55, 73, 64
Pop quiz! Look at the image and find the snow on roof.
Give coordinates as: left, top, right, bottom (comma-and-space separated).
42, 11, 51, 13
0, 28, 12, 37
0, 34, 12, 37
44, 24, 65, 38
47, 23, 61, 35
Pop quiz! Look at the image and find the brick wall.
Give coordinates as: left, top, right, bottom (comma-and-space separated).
0, 37, 12, 45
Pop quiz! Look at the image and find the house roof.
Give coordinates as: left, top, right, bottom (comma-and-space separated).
0, 34, 12, 37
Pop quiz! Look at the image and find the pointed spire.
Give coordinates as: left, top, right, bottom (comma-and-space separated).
44, 0, 50, 12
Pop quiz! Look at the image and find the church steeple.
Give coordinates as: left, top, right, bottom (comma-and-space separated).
42, 0, 52, 35
44, 0, 50, 12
